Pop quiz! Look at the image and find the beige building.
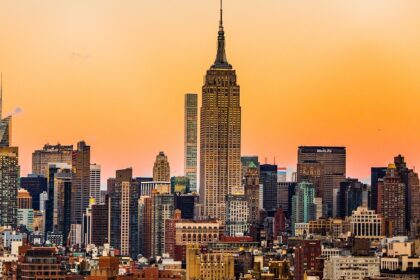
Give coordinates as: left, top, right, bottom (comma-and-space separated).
349, 207, 385, 240
186, 244, 235, 280
153, 151, 170, 182
323, 256, 380, 280
174, 220, 221, 245
200, 1, 241, 223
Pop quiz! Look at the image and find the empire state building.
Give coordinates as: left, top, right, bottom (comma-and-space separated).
200, 1, 241, 222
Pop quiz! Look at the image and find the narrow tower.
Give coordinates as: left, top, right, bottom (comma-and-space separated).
200, 0, 242, 222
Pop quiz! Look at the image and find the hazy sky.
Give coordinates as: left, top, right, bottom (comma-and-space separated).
1, 0, 420, 183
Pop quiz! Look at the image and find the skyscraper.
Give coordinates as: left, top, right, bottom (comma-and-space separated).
0, 147, 19, 227
53, 165, 72, 243
150, 190, 174, 257
200, 2, 241, 222
109, 168, 139, 258
297, 146, 346, 217
184, 93, 198, 192
371, 167, 387, 213
244, 161, 261, 225
291, 181, 316, 234
153, 151, 170, 182
45, 163, 71, 237
260, 164, 278, 212
32, 144, 73, 177
90, 164, 101, 203
377, 164, 406, 236
71, 141, 90, 227
0, 117, 11, 148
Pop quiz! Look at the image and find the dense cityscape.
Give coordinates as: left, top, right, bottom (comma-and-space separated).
1, 2, 420, 280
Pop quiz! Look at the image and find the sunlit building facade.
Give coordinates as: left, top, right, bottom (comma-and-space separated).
200, 3, 241, 222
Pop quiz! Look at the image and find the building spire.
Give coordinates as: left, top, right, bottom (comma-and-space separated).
212, 0, 232, 69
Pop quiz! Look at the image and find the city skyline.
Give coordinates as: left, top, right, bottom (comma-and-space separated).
1, 0, 420, 182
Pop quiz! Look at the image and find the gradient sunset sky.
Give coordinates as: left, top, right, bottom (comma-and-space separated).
1, 0, 420, 183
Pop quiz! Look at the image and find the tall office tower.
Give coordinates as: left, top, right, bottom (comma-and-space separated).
260, 164, 278, 212
393, 155, 420, 233
109, 168, 139, 258
244, 162, 261, 225
150, 190, 174, 257
277, 182, 297, 218
153, 151, 170, 181
91, 202, 109, 247
45, 163, 71, 236
184, 93, 198, 192
408, 170, 420, 235
90, 164, 101, 203
0, 147, 19, 228
297, 146, 346, 217
138, 195, 152, 257
377, 164, 406, 236
53, 166, 72, 243
71, 141, 90, 227
17, 189, 33, 209
32, 144, 73, 177
336, 178, 369, 218
226, 194, 249, 236
291, 181, 316, 234
200, 2, 241, 222
371, 167, 387, 212
20, 175, 48, 211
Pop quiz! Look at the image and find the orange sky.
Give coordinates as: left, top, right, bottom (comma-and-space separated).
1, 0, 420, 183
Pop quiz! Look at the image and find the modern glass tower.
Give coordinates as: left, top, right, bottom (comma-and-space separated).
200, 1, 241, 222
184, 93, 198, 192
